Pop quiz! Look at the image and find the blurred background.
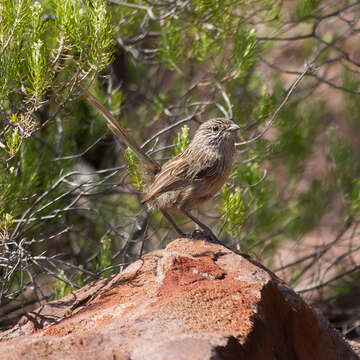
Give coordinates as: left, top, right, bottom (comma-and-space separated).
0, 0, 359, 342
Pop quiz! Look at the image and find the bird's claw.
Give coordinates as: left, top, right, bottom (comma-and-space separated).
189, 229, 221, 244
190, 229, 205, 239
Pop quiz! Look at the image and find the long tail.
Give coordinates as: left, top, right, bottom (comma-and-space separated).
83, 89, 160, 179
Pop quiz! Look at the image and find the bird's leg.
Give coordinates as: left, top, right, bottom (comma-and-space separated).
180, 208, 221, 244
161, 210, 186, 237
193, 208, 201, 231
138, 216, 149, 258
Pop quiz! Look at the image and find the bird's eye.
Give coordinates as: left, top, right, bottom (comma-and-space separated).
212, 126, 219, 132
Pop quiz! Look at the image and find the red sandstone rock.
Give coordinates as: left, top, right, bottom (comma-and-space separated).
0, 238, 357, 360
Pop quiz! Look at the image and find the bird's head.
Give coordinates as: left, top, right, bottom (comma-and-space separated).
191, 119, 240, 149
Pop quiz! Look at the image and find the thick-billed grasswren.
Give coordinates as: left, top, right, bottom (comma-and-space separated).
84, 90, 239, 243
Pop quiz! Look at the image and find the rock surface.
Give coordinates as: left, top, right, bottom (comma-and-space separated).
0, 238, 358, 360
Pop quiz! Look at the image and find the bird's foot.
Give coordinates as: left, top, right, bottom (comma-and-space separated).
190, 229, 205, 239
190, 229, 221, 244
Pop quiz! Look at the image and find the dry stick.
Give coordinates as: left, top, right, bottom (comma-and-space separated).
109, 0, 190, 22
236, 62, 313, 147
269, 61, 360, 95
274, 219, 352, 273
141, 112, 196, 149
296, 265, 360, 293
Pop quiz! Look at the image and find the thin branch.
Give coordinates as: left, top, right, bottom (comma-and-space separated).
296, 265, 360, 293
0, 0, 23, 58
236, 62, 312, 146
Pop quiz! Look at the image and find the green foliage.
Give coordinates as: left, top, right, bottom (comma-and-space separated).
191, 27, 214, 62
0, 0, 113, 158
326, 124, 354, 189
220, 185, 245, 237
221, 160, 281, 249
173, 125, 190, 155
25, 2, 49, 96
232, 28, 258, 79
326, 124, 360, 219
92, 236, 113, 278
193, 0, 237, 30
193, 0, 223, 14
276, 101, 321, 175
160, 20, 184, 70
1, 213, 14, 230
5, 128, 20, 156
0, 212, 14, 241
54, 0, 113, 71
327, 270, 360, 299
52, 236, 114, 299
240, 161, 272, 219
125, 147, 143, 190
293, 0, 321, 20
350, 179, 360, 216
52, 268, 85, 299
0, 137, 64, 222
52, 270, 72, 299
0, 0, 29, 97
288, 179, 327, 236
268, 0, 282, 23
152, 94, 168, 122
111, 89, 123, 114
253, 86, 274, 123
342, 67, 360, 128
343, 67, 359, 93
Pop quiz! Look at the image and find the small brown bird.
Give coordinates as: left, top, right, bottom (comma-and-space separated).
84, 90, 240, 243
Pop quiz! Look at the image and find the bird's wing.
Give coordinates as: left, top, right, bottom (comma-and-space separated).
142, 150, 219, 203
192, 159, 219, 180
141, 152, 190, 203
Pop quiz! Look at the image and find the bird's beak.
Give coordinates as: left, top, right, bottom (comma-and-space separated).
228, 123, 240, 132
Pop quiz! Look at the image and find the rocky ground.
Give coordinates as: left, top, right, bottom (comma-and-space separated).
0, 238, 358, 360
